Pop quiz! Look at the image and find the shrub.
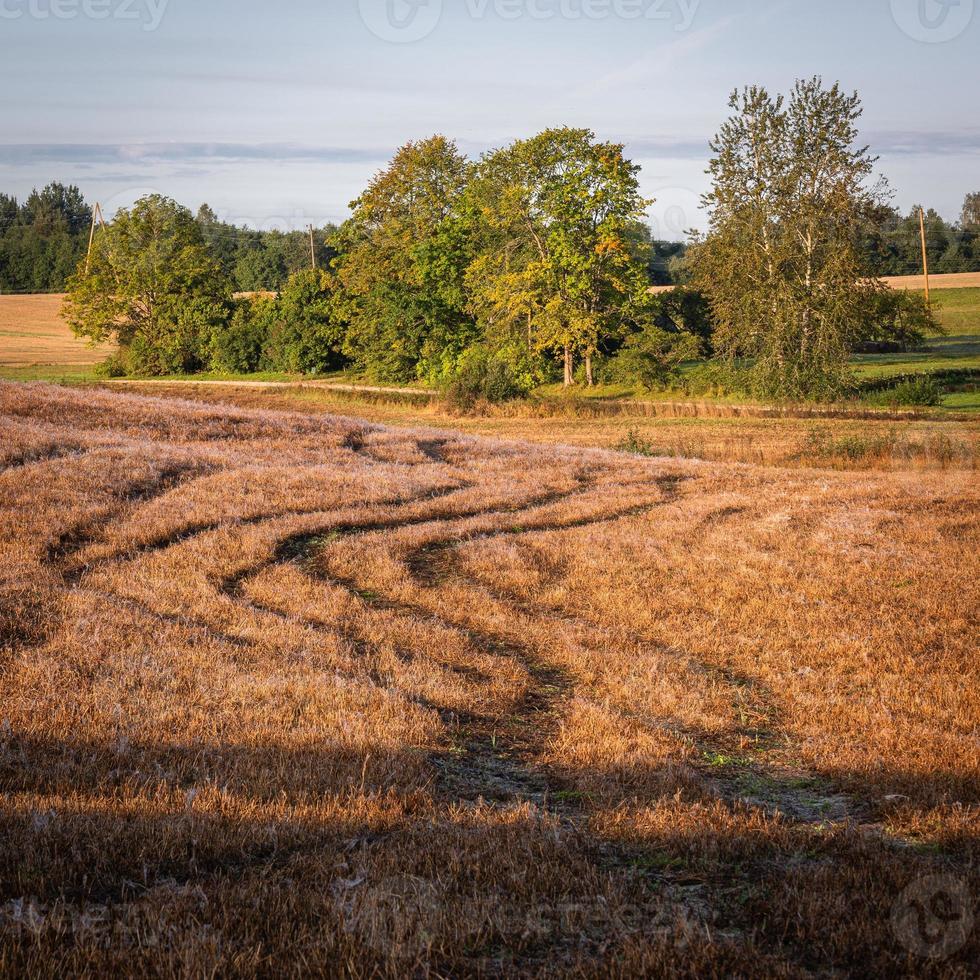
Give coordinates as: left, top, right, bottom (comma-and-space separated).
616, 428, 656, 456
443, 344, 532, 409
865, 376, 944, 407
208, 298, 268, 374
604, 325, 699, 390
679, 361, 752, 398
93, 354, 128, 379
856, 290, 941, 352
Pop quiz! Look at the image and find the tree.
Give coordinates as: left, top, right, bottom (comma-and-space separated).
336, 136, 474, 382
265, 268, 346, 374
465, 128, 653, 386
64, 195, 231, 375
234, 245, 288, 293
961, 193, 980, 233
692, 78, 887, 400
23, 183, 91, 236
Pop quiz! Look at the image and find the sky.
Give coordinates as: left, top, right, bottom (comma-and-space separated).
1, 0, 977, 238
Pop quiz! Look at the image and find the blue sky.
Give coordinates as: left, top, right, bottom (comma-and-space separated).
1, 0, 977, 236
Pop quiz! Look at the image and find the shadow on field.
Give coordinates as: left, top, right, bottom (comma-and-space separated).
1, 733, 978, 977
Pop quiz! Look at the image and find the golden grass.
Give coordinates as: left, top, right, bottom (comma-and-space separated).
1, 382, 978, 977
881, 272, 980, 291
113, 381, 980, 472
0, 295, 113, 367
649, 272, 980, 296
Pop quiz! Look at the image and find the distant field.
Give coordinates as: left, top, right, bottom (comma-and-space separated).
0, 294, 113, 367
881, 271, 980, 291
648, 272, 980, 296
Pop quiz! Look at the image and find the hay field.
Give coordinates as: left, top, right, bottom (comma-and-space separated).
0, 295, 113, 367
881, 272, 980, 291
115, 380, 980, 470
1, 382, 977, 977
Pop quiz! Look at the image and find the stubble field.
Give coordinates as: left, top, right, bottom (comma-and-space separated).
1, 382, 978, 977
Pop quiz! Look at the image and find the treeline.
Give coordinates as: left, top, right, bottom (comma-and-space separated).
0, 185, 336, 294
864, 197, 980, 276
67, 130, 715, 392
62, 80, 977, 400
9, 182, 978, 297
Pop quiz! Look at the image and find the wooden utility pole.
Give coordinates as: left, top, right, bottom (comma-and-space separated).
85, 203, 106, 274
308, 225, 317, 270
919, 206, 930, 305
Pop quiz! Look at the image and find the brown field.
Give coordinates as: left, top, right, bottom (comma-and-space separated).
112, 380, 980, 471
0, 295, 113, 367
649, 272, 980, 296
881, 272, 980, 291
1, 381, 977, 977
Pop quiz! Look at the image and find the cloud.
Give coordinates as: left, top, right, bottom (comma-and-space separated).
867, 129, 980, 156
0, 143, 393, 166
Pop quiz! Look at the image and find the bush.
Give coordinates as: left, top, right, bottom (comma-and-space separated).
678, 360, 751, 398
857, 290, 940, 352
605, 325, 700, 390
443, 344, 532, 409
865, 376, 944, 407
93, 354, 128, 379
208, 298, 268, 374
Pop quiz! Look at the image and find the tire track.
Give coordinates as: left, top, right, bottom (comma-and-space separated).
436, 527, 871, 826
240, 476, 688, 810
45, 462, 217, 581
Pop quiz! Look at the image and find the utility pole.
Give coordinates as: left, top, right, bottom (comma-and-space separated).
919, 206, 930, 305
308, 225, 317, 270
85, 203, 106, 274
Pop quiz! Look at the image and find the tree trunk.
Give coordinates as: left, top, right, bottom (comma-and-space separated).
563, 345, 573, 387
585, 351, 594, 387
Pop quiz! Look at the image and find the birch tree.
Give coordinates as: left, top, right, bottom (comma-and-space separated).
692, 78, 887, 399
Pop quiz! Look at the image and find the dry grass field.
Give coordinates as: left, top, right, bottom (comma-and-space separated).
1, 381, 977, 977
881, 272, 980, 291
0, 295, 113, 368
114, 380, 980, 472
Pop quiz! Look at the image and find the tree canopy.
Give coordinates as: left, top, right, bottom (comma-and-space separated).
64, 195, 232, 375
692, 78, 891, 399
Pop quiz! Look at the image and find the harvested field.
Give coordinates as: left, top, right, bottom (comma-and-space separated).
1, 382, 977, 976
882, 272, 980, 291
0, 295, 113, 367
110, 380, 980, 471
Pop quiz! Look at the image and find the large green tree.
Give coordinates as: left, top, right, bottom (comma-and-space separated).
464, 128, 653, 386
64, 195, 231, 375
961, 192, 980, 233
692, 78, 887, 399
335, 136, 474, 382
